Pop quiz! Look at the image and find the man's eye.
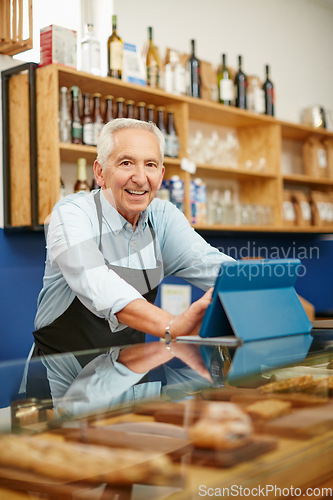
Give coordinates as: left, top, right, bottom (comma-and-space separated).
147, 163, 157, 168
121, 161, 132, 167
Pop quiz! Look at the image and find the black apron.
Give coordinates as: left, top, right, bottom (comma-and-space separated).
27, 190, 162, 397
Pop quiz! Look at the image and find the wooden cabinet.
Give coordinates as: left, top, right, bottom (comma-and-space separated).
4, 63, 333, 232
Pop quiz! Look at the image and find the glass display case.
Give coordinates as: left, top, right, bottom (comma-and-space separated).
0, 329, 332, 499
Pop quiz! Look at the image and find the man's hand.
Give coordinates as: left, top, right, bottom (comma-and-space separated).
170, 342, 212, 382
169, 288, 213, 338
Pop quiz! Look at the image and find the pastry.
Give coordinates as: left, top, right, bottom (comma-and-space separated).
189, 418, 252, 450
0, 434, 175, 484
245, 399, 292, 419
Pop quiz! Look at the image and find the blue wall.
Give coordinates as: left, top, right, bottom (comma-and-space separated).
0, 229, 45, 360
1, 228, 333, 362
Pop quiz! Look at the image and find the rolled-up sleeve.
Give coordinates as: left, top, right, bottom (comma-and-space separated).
156, 202, 234, 289
48, 200, 144, 331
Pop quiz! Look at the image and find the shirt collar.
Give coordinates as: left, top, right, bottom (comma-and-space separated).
100, 189, 148, 233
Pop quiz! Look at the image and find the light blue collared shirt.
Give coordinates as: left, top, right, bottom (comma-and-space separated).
34, 189, 234, 332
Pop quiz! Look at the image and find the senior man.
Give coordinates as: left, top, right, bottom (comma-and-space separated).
26, 118, 233, 402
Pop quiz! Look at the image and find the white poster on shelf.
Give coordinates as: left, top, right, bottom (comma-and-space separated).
161, 284, 192, 316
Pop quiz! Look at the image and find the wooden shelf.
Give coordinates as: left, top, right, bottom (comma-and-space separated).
283, 174, 333, 187
195, 163, 277, 179
4, 63, 333, 232
195, 224, 333, 233
60, 143, 97, 164
278, 119, 333, 141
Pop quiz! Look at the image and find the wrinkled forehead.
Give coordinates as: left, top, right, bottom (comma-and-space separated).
111, 128, 162, 160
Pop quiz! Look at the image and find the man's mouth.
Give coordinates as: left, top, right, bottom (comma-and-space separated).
125, 189, 147, 196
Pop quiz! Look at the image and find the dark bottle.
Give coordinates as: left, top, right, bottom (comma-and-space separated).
263, 64, 274, 116
104, 95, 114, 123
71, 85, 83, 144
186, 39, 201, 98
82, 93, 94, 146
126, 99, 135, 118
234, 55, 247, 109
116, 97, 125, 118
74, 158, 90, 193
156, 107, 167, 133
92, 93, 104, 146
166, 111, 180, 158
137, 101, 147, 121
217, 53, 233, 106
147, 104, 155, 123
60, 177, 66, 199
107, 15, 123, 79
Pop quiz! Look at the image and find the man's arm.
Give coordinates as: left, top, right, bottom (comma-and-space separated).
116, 288, 213, 339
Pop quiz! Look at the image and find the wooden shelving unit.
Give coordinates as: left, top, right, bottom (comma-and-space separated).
3, 63, 333, 232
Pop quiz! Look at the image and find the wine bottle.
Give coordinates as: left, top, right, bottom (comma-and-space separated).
156, 107, 168, 151
234, 55, 247, 109
147, 104, 155, 123
80, 23, 101, 76
126, 100, 135, 118
146, 26, 160, 88
92, 93, 104, 146
59, 86, 71, 143
116, 97, 125, 118
217, 53, 233, 105
166, 111, 180, 158
60, 177, 66, 199
104, 95, 114, 123
186, 39, 201, 98
82, 93, 94, 146
71, 86, 83, 144
74, 158, 90, 193
137, 101, 147, 121
263, 64, 274, 116
107, 15, 123, 79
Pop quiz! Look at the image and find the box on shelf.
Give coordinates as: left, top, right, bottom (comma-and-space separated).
282, 190, 297, 227
40, 25, 77, 69
303, 137, 328, 178
292, 191, 312, 227
323, 138, 333, 179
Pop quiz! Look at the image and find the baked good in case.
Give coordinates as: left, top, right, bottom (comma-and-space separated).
245, 399, 292, 419
0, 434, 175, 484
260, 375, 314, 393
189, 418, 252, 450
188, 401, 253, 450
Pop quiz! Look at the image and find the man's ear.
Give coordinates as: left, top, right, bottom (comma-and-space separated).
157, 165, 165, 190
93, 160, 105, 187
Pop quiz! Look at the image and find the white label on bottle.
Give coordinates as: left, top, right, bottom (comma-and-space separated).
317, 148, 327, 168
94, 122, 104, 145
110, 41, 123, 71
167, 134, 180, 158
83, 123, 95, 146
174, 64, 186, 95
181, 157, 196, 174
254, 87, 265, 114
300, 201, 312, 221
219, 79, 234, 101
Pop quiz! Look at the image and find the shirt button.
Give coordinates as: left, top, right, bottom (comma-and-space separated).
125, 223, 131, 229
130, 241, 134, 247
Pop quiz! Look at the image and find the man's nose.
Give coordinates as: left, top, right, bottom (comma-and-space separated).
132, 165, 147, 185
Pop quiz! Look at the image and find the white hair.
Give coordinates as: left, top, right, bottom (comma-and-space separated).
96, 118, 165, 169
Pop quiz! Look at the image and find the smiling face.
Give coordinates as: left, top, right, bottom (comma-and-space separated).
94, 128, 165, 226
